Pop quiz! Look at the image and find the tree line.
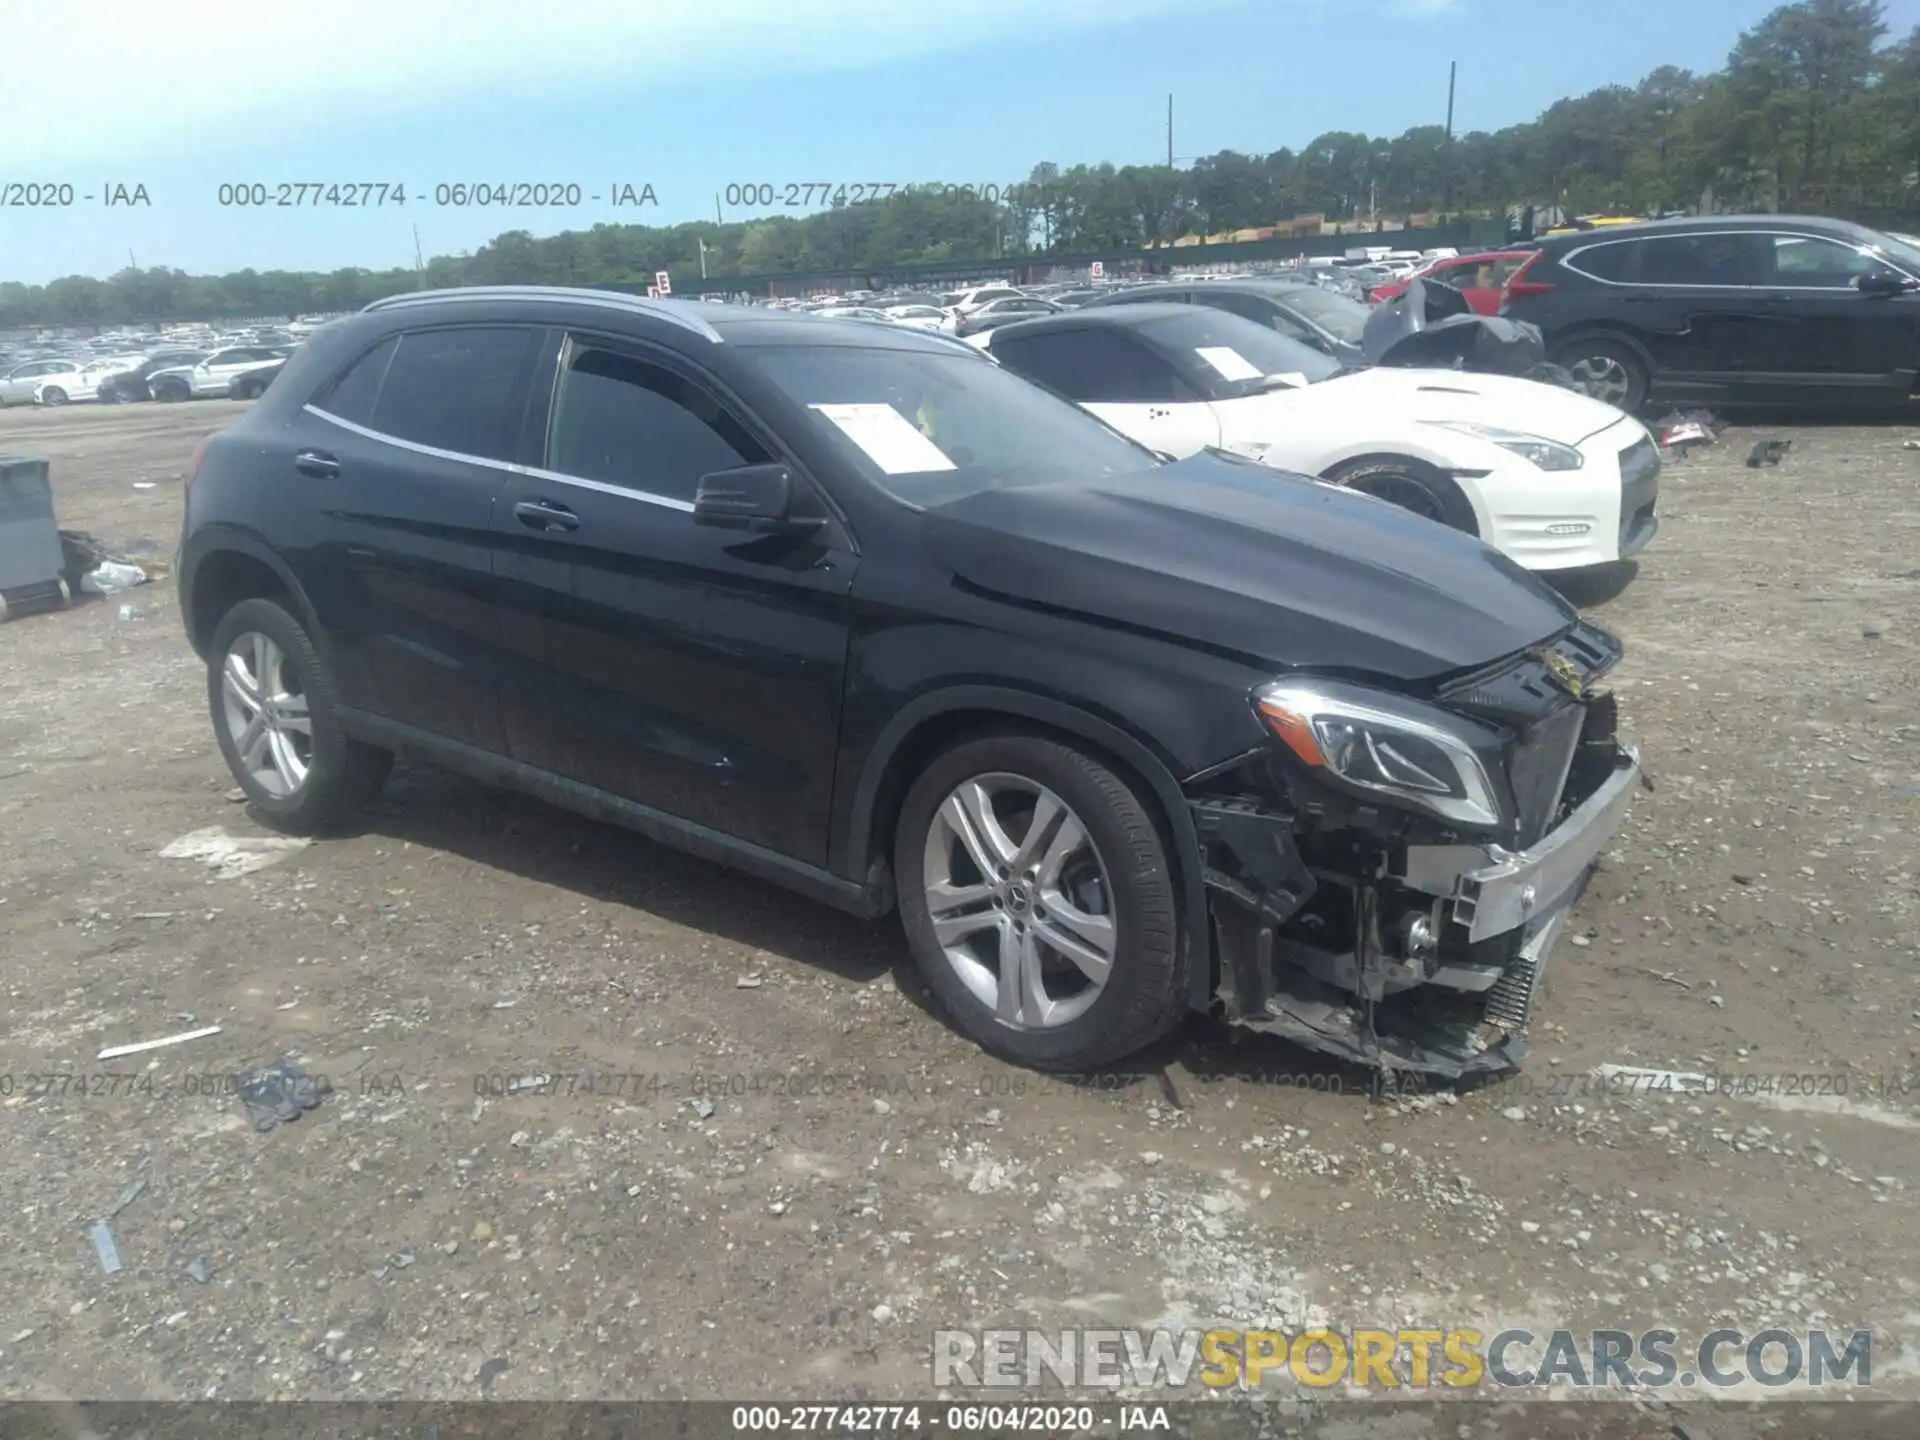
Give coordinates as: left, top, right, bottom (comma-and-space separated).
4, 0, 1916, 327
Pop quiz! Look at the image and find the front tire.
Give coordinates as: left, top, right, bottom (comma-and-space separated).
1551, 337, 1649, 412
1325, 456, 1478, 534
207, 598, 392, 834
40, 386, 68, 406
895, 733, 1185, 1070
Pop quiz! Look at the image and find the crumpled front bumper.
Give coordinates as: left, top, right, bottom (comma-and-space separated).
1197, 742, 1641, 1081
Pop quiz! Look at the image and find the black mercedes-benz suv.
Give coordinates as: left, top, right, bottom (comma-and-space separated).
178, 285, 1641, 1080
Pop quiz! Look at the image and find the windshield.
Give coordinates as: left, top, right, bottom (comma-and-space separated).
1866, 227, 1920, 274
1133, 309, 1343, 391
1274, 285, 1371, 345
751, 344, 1159, 507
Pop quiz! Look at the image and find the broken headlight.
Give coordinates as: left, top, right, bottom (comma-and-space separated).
1255, 680, 1503, 828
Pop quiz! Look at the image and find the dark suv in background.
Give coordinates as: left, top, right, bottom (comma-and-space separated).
1501, 214, 1920, 412
178, 286, 1640, 1080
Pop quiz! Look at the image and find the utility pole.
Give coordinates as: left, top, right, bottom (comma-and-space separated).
412, 225, 426, 288
1167, 94, 1174, 170
1442, 60, 1457, 214
698, 237, 709, 280
715, 193, 723, 225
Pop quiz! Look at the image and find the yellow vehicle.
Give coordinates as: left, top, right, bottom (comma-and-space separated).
1541, 215, 1649, 237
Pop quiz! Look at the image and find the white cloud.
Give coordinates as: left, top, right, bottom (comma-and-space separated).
7, 0, 1245, 167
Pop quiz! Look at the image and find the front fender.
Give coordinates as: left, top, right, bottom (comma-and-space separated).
835, 682, 1221, 1015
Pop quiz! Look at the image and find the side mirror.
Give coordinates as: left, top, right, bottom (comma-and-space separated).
1855, 270, 1913, 298
692, 463, 818, 533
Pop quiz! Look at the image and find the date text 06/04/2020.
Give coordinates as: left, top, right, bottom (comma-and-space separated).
211, 182, 658, 208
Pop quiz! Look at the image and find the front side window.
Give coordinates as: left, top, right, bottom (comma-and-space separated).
1769, 234, 1884, 287
367, 326, 540, 462
547, 347, 769, 503
752, 343, 1157, 507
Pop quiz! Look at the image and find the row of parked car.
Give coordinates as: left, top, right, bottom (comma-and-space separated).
0, 342, 297, 407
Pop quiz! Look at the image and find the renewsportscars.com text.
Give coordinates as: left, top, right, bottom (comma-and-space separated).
933, 1327, 1873, 1391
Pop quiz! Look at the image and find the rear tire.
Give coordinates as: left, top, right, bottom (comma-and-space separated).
1550, 337, 1648, 412
207, 598, 392, 835
895, 733, 1185, 1071
1325, 456, 1478, 535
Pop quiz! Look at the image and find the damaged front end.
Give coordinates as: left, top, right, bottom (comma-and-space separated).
1188, 619, 1641, 1081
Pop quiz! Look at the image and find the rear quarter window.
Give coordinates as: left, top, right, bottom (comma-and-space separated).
1563, 239, 1639, 283
313, 336, 399, 426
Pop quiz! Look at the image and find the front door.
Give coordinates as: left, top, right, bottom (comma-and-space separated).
1755, 231, 1920, 399
491, 334, 855, 864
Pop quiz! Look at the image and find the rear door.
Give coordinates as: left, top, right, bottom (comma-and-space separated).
989, 327, 1221, 456
1566, 231, 1778, 387
292, 323, 544, 754
490, 332, 855, 863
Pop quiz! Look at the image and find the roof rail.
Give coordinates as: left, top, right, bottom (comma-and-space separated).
362, 285, 723, 343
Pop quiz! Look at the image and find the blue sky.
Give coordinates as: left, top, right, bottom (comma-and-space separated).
4, 0, 1917, 285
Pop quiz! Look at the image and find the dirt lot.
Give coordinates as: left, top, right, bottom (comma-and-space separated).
0, 400, 1915, 1410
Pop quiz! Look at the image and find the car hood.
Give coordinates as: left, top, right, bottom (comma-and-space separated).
1303, 366, 1632, 444
924, 450, 1577, 683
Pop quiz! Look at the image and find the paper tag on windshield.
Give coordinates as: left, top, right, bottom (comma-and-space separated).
810, 403, 957, 474
1267, 372, 1308, 390
1194, 346, 1263, 381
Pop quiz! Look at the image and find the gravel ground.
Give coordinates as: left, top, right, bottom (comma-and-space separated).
0, 401, 1915, 1409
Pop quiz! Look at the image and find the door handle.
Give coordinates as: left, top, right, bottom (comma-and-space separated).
1757, 293, 1792, 305
514, 498, 579, 532
294, 450, 339, 479
1620, 293, 1662, 304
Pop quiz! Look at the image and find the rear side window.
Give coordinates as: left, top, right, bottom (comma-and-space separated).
367, 327, 540, 462
315, 336, 398, 426
547, 347, 770, 503
1634, 233, 1771, 286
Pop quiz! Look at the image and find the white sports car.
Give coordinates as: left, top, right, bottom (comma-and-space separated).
975, 303, 1660, 573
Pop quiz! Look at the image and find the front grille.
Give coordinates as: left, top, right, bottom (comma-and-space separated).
1506, 701, 1584, 848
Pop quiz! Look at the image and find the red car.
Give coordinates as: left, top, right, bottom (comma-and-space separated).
1366, 250, 1536, 315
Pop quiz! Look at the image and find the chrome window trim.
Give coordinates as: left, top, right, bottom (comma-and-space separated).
361, 286, 724, 344
1562, 228, 1920, 290
303, 405, 697, 513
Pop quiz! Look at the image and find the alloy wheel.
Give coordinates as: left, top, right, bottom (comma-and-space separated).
920, 773, 1117, 1029
221, 631, 313, 797
1566, 354, 1631, 407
